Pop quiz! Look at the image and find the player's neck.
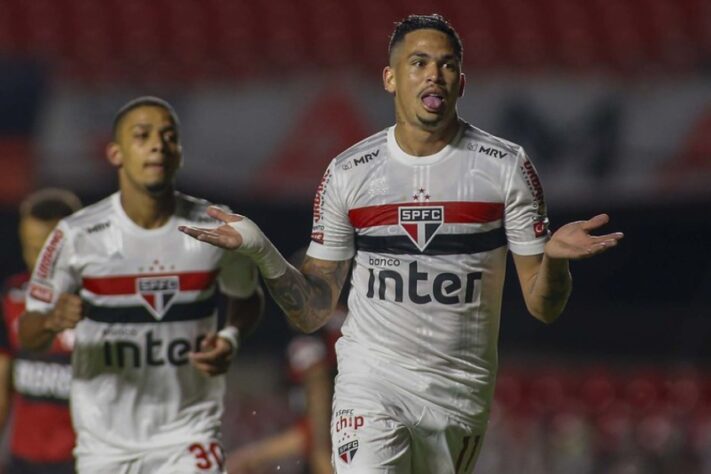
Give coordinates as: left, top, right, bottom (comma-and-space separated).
394, 117, 461, 157
119, 188, 175, 229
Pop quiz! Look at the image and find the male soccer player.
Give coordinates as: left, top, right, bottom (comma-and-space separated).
20, 97, 263, 473
180, 14, 624, 473
0, 188, 81, 474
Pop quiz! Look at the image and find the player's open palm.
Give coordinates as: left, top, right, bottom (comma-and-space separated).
545, 213, 624, 260
179, 207, 245, 250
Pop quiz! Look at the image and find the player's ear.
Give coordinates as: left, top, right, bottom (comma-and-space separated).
383, 66, 396, 94
458, 73, 466, 98
106, 142, 122, 167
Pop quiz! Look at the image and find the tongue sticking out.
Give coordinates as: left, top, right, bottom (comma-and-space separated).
422, 95, 444, 111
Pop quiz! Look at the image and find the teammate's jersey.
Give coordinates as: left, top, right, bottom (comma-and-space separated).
25, 192, 259, 458
0, 272, 75, 463
307, 122, 549, 429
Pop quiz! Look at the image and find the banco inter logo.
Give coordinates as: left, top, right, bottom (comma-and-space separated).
136, 276, 179, 320
398, 206, 444, 251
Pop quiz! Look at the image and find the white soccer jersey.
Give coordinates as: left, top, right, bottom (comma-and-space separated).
307, 122, 549, 430
26, 192, 258, 460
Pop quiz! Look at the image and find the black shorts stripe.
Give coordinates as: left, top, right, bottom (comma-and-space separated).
355, 227, 506, 255
84, 294, 217, 324
463, 435, 482, 472
17, 394, 70, 405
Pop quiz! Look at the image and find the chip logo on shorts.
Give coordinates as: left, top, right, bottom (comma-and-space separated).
399, 206, 444, 251
338, 440, 359, 464
136, 276, 179, 320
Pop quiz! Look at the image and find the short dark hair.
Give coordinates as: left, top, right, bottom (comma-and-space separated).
19, 188, 82, 221
388, 14, 463, 63
111, 96, 181, 140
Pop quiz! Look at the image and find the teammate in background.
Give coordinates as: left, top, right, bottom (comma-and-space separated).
226, 307, 344, 474
0, 188, 81, 474
19, 97, 264, 473
180, 14, 624, 474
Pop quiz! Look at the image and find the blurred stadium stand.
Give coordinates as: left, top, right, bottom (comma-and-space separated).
0, 1, 710, 472
0, 0, 709, 80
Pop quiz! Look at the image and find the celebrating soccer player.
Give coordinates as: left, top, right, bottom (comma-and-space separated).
181, 14, 623, 473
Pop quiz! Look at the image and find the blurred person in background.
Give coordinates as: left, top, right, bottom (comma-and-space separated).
180, 14, 623, 473
0, 188, 81, 474
226, 307, 345, 474
226, 248, 344, 474
18, 96, 264, 473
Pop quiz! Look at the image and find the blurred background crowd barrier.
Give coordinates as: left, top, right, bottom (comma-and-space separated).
1, 0, 710, 472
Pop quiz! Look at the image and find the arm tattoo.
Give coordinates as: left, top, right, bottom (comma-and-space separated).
264, 257, 350, 333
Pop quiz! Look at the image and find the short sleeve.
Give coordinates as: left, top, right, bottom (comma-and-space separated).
217, 251, 259, 299
504, 148, 550, 256
306, 162, 355, 261
26, 221, 81, 313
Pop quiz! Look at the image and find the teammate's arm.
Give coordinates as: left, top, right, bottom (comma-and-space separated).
19, 294, 83, 352
189, 289, 265, 376
513, 213, 623, 323
226, 287, 265, 342
179, 207, 350, 333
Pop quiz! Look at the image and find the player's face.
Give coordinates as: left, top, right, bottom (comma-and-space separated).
19, 216, 59, 271
384, 29, 464, 131
108, 105, 181, 197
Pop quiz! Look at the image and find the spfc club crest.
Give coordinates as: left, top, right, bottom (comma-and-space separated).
338, 440, 359, 464
399, 206, 444, 251
136, 276, 179, 320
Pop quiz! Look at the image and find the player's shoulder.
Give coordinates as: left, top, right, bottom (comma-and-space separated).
60, 194, 114, 233
174, 192, 227, 225
461, 122, 523, 161
332, 128, 388, 171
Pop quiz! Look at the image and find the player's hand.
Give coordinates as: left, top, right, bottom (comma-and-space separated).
43, 293, 83, 333
189, 332, 234, 376
178, 207, 245, 250
545, 214, 624, 260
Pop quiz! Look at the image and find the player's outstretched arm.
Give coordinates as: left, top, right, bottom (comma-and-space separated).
179, 207, 350, 333
19, 293, 83, 352
513, 214, 624, 323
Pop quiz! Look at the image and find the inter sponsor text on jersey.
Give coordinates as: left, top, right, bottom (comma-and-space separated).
25, 192, 258, 457
307, 122, 549, 429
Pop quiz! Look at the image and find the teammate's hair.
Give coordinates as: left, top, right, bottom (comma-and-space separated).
19, 188, 82, 221
111, 96, 181, 141
388, 14, 463, 63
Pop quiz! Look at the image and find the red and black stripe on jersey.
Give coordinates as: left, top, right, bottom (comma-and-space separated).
82, 270, 219, 324
348, 201, 506, 255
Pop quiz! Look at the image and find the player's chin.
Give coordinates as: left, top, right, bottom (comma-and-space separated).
417, 113, 445, 128
145, 180, 173, 196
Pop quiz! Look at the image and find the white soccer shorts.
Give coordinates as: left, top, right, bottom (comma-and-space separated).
332, 373, 484, 473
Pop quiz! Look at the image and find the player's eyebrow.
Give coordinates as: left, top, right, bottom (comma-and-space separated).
408, 52, 431, 60
408, 51, 458, 62
130, 122, 176, 133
